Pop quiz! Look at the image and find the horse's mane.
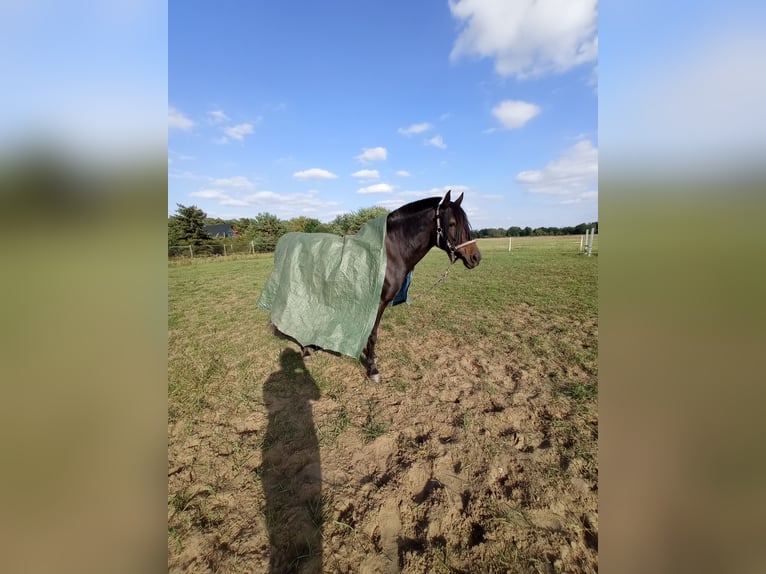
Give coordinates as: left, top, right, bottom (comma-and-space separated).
388, 196, 472, 244
387, 197, 439, 224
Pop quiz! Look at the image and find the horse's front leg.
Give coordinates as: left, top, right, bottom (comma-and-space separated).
365, 301, 388, 383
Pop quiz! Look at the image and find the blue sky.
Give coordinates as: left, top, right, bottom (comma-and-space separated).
169, 0, 598, 228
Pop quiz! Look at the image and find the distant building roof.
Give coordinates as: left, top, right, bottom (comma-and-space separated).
203, 224, 240, 238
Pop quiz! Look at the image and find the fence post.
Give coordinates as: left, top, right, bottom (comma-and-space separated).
508, 236, 512, 252
223, 244, 227, 257
251, 240, 255, 254
189, 245, 193, 258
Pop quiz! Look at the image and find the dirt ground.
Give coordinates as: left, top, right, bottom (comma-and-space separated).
168, 298, 597, 573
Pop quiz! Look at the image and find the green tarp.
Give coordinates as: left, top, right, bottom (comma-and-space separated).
256, 215, 388, 359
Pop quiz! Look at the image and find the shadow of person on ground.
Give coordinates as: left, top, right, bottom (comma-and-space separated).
262, 348, 322, 573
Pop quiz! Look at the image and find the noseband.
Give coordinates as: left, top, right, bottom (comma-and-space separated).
435, 200, 477, 263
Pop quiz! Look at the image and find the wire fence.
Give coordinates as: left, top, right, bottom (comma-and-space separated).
168, 230, 598, 259
168, 238, 278, 259
491, 231, 599, 255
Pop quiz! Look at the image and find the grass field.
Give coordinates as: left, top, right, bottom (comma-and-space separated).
168, 235, 598, 573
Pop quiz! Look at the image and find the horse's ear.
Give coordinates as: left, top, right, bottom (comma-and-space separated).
442, 189, 451, 205
454, 192, 464, 207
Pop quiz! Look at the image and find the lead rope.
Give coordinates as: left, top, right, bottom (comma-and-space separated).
409, 261, 454, 302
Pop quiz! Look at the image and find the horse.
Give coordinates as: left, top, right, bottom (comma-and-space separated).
329, 190, 481, 381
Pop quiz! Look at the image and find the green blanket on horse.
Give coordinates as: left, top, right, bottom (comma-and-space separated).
256, 216, 388, 359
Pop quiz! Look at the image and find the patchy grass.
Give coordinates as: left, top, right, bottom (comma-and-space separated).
361, 400, 388, 443
168, 235, 598, 573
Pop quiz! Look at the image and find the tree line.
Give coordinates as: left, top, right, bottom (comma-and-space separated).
168, 204, 390, 254
474, 222, 598, 238
168, 203, 598, 256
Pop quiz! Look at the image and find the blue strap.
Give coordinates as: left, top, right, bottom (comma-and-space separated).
391, 271, 412, 306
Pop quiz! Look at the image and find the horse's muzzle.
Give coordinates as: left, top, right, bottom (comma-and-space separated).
459, 246, 481, 269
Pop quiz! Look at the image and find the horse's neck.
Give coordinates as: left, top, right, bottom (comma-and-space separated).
388, 206, 437, 270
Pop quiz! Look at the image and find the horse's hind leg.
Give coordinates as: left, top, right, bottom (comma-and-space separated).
364, 336, 379, 383
365, 302, 387, 383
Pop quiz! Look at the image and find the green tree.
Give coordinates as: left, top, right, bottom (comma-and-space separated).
247, 212, 288, 252
168, 204, 210, 246
331, 206, 389, 235
288, 216, 322, 233
312, 222, 336, 234
231, 217, 252, 237
355, 206, 389, 223
329, 212, 357, 235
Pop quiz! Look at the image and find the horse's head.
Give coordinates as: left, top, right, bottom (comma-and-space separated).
437, 190, 481, 269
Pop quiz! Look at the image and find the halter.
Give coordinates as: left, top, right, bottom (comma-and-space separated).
410, 195, 477, 302
435, 196, 477, 263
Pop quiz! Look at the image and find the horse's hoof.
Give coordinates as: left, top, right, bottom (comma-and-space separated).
368, 373, 381, 383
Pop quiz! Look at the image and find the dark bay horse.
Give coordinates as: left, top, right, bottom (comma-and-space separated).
300, 190, 481, 381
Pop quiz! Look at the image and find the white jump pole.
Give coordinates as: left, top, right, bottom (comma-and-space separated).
580, 234, 584, 252
508, 236, 512, 252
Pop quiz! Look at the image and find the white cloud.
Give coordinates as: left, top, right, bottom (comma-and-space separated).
169, 106, 194, 130
219, 197, 250, 207
372, 185, 472, 211
207, 109, 229, 124
169, 169, 203, 181
475, 192, 504, 200
358, 183, 394, 194
190, 189, 226, 199
395, 170, 411, 177
492, 99, 540, 129
426, 135, 447, 149
191, 186, 341, 219
168, 149, 194, 162
588, 64, 598, 92
449, 0, 598, 79
223, 123, 255, 141
356, 147, 388, 162
242, 191, 283, 202
373, 198, 408, 211
560, 191, 597, 204
432, 184, 469, 195
351, 169, 380, 179
515, 140, 598, 197
399, 185, 470, 198
398, 122, 432, 136
211, 176, 255, 190
293, 168, 338, 180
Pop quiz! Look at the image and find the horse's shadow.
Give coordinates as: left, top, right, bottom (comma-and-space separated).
262, 348, 323, 572
269, 323, 342, 361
